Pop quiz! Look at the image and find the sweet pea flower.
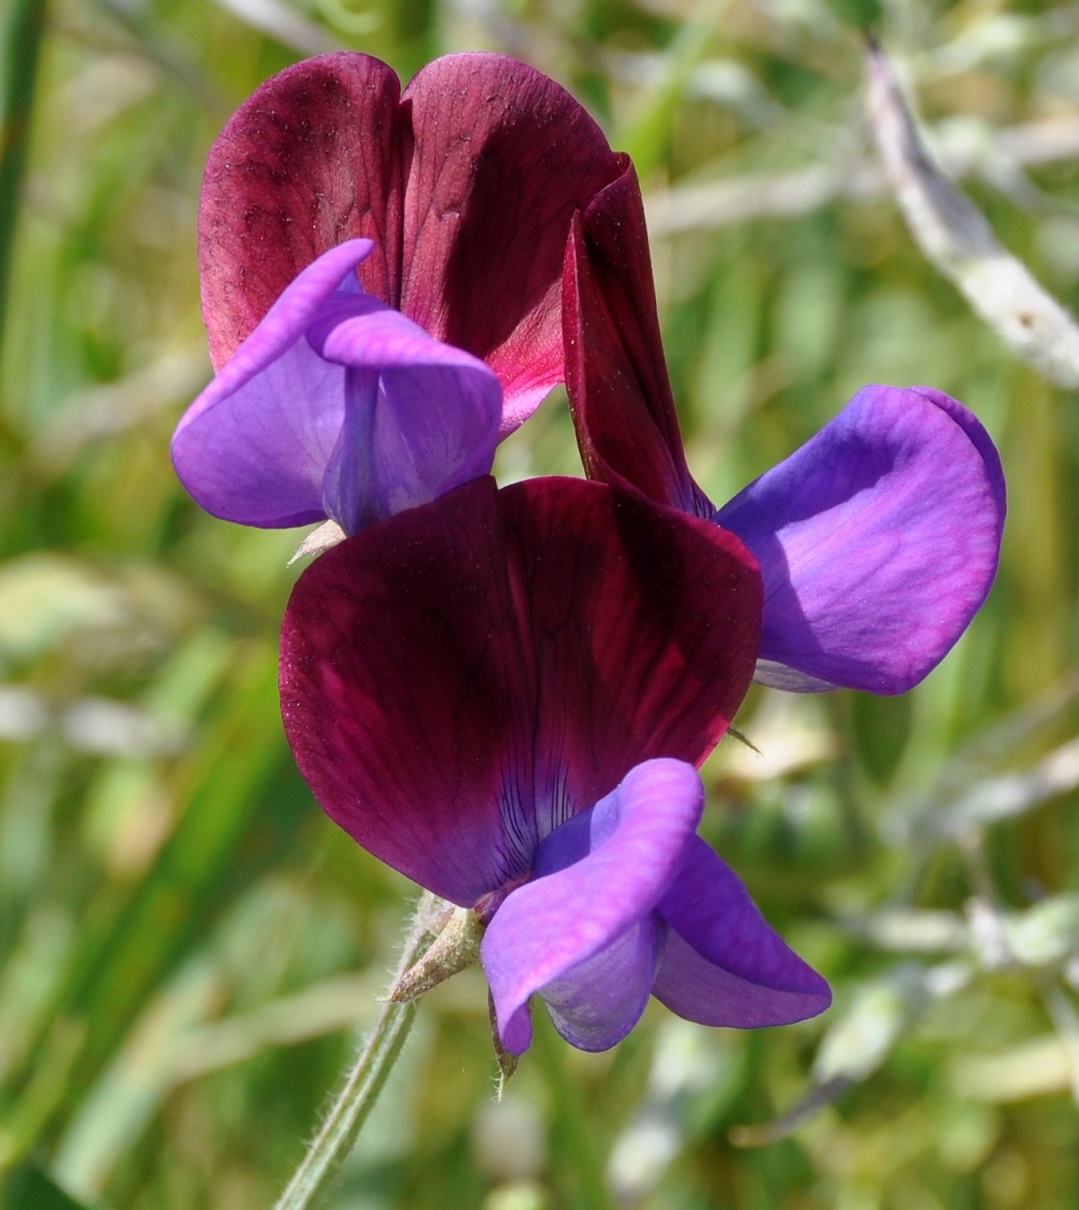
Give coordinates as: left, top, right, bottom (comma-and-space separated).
172, 52, 627, 533
564, 167, 1007, 694
280, 475, 831, 1053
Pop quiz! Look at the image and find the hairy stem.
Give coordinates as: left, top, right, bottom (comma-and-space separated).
274, 891, 445, 1210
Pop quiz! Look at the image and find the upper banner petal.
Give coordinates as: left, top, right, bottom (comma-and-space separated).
279, 478, 761, 906
199, 54, 406, 369
200, 52, 624, 431
564, 164, 712, 518
653, 836, 831, 1027
401, 55, 626, 433
715, 385, 1006, 693
483, 759, 702, 1054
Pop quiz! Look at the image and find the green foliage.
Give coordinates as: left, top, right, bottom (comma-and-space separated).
2, 0, 1079, 1206
2, 1161, 95, 1210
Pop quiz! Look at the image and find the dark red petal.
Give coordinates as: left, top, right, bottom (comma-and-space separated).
281, 477, 520, 906
199, 53, 406, 369
400, 55, 626, 432
496, 479, 760, 844
279, 477, 761, 907
564, 163, 712, 516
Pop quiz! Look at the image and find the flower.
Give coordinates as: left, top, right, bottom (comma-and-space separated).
173, 52, 628, 533
564, 166, 1007, 694
279, 475, 831, 1053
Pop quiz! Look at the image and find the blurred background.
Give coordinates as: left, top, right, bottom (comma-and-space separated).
2, 0, 1079, 1206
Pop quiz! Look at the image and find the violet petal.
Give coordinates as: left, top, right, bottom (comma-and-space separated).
172, 240, 375, 529
715, 384, 1006, 693
309, 304, 502, 533
540, 916, 663, 1053
654, 836, 831, 1027
482, 759, 703, 1054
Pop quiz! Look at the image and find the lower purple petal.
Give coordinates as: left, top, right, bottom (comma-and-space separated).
482, 759, 703, 1054
654, 836, 831, 1027
715, 384, 1006, 693
172, 240, 374, 528
541, 915, 663, 1052
310, 306, 502, 533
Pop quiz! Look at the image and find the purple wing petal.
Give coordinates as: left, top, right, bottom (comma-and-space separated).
541, 918, 663, 1054
564, 164, 713, 518
483, 759, 703, 1054
654, 836, 831, 1027
715, 385, 1006, 694
280, 478, 762, 907
909, 385, 1008, 518
401, 54, 626, 434
199, 53, 405, 369
172, 240, 375, 529
308, 303, 502, 533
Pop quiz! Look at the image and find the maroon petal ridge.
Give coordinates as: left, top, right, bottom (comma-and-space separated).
564, 163, 712, 516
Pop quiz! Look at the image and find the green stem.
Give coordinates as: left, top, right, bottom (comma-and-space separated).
0, 0, 47, 365
273, 891, 445, 1210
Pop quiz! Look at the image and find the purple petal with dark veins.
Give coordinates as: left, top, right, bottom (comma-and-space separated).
654, 836, 831, 1027
483, 759, 702, 1054
715, 384, 1006, 693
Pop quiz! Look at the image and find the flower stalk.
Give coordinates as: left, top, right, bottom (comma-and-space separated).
274, 891, 447, 1210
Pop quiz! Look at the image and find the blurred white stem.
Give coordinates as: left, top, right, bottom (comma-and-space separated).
645, 115, 1079, 236
866, 41, 1079, 389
